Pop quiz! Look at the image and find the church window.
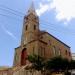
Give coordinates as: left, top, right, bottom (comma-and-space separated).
53, 46, 56, 55
26, 25, 28, 30
40, 47, 45, 56
58, 48, 61, 55
65, 50, 67, 55
34, 25, 36, 30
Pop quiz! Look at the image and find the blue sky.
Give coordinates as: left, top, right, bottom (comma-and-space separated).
0, 0, 75, 67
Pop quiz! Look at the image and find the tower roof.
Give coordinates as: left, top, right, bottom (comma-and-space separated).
28, 1, 37, 15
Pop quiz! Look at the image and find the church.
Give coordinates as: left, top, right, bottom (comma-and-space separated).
0, 2, 72, 75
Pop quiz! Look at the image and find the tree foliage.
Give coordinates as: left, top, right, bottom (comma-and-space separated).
28, 54, 45, 71
28, 54, 75, 74
46, 56, 69, 72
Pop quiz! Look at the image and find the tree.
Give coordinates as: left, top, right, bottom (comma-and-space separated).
46, 56, 62, 72
28, 55, 75, 75
46, 56, 69, 73
69, 60, 75, 70
28, 54, 45, 71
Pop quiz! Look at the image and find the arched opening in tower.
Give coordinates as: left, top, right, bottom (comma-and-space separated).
21, 48, 27, 66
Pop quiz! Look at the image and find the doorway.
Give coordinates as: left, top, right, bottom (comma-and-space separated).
21, 48, 27, 66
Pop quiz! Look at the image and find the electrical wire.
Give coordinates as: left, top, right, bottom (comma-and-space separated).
0, 4, 24, 15
0, 13, 22, 21
0, 5, 75, 36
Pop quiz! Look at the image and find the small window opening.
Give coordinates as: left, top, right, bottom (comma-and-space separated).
26, 25, 28, 30
34, 25, 36, 30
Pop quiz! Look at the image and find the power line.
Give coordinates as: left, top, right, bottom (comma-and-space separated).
0, 13, 22, 21
39, 19, 75, 35
0, 7, 23, 17
40, 22, 75, 36
0, 5, 75, 36
0, 12, 75, 36
0, 4, 24, 15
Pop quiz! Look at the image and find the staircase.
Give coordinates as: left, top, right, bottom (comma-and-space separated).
11, 65, 42, 75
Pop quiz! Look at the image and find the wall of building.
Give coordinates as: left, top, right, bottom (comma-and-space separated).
13, 46, 22, 66
39, 32, 72, 60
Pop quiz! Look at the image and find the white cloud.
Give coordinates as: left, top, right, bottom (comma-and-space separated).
51, 0, 75, 22
1, 25, 17, 40
5, 30, 17, 40
36, 2, 50, 16
36, 0, 75, 23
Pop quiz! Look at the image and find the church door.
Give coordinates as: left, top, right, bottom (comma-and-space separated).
21, 48, 27, 66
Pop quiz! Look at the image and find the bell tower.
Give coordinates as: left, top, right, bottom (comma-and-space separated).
13, 2, 40, 66
21, 2, 39, 45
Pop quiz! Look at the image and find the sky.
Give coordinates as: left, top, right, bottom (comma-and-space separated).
0, 0, 75, 67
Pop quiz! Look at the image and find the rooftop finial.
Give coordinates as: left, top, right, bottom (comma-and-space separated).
28, 0, 36, 15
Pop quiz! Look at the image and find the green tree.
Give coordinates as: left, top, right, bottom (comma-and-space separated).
28, 54, 45, 71
46, 56, 69, 73
70, 60, 75, 70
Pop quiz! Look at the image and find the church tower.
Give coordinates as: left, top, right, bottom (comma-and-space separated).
13, 2, 40, 66
21, 2, 39, 45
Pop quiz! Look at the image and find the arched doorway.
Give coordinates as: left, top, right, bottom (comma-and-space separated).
21, 48, 27, 66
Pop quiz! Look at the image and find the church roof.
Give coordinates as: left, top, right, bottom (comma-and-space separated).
40, 31, 70, 48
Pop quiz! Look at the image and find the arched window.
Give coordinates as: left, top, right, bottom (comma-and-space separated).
34, 25, 36, 30
69, 52, 71, 56
40, 47, 45, 57
58, 49, 61, 55
53, 46, 56, 55
26, 25, 28, 30
65, 50, 67, 55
